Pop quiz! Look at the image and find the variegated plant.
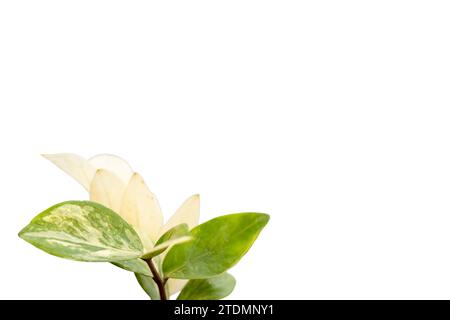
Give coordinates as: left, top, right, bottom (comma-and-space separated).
19, 154, 269, 300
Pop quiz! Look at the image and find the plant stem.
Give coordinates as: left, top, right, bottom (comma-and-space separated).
146, 258, 168, 300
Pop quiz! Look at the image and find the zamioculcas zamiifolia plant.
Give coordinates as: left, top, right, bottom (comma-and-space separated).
19, 154, 269, 300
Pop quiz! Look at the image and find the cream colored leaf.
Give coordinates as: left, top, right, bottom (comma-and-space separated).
90, 169, 126, 214
120, 173, 163, 247
160, 194, 200, 236
88, 154, 133, 185
167, 279, 188, 297
42, 154, 96, 191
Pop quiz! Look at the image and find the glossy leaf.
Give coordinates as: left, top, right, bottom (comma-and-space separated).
177, 273, 236, 300
19, 201, 143, 262
160, 195, 200, 296
140, 223, 192, 260
114, 225, 192, 277
113, 258, 151, 276
135, 273, 160, 300
141, 239, 192, 260
157, 224, 191, 296
156, 223, 190, 246
163, 213, 269, 279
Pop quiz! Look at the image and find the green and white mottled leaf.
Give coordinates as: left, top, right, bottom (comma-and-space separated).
177, 273, 236, 300
113, 258, 151, 276
19, 201, 144, 262
163, 213, 269, 279
135, 273, 160, 300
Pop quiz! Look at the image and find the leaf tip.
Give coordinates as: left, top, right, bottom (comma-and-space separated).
261, 212, 270, 223
41, 153, 54, 160
18, 228, 26, 239
18, 224, 32, 243
248, 212, 270, 226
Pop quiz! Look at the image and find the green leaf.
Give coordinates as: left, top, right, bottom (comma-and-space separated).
114, 225, 192, 275
19, 201, 143, 262
140, 224, 192, 260
156, 223, 189, 245
177, 273, 236, 300
163, 213, 269, 279
113, 259, 151, 276
135, 273, 160, 300
141, 237, 192, 260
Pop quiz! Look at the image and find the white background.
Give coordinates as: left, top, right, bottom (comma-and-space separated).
1, 1, 450, 299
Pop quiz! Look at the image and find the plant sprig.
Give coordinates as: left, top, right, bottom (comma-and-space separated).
19, 201, 268, 300
18, 154, 269, 300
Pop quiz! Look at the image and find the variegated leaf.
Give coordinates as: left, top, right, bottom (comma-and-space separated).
112, 258, 152, 276
135, 273, 160, 300
19, 201, 143, 262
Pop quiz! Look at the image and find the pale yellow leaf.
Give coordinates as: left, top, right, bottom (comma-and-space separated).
88, 154, 133, 185
42, 153, 96, 191
90, 169, 126, 214
167, 279, 188, 297
120, 173, 163, 247
160, 194, 200, 236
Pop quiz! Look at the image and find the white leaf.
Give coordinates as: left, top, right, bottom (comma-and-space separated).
42, 154, 96, 191
88, 154, 133, 185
